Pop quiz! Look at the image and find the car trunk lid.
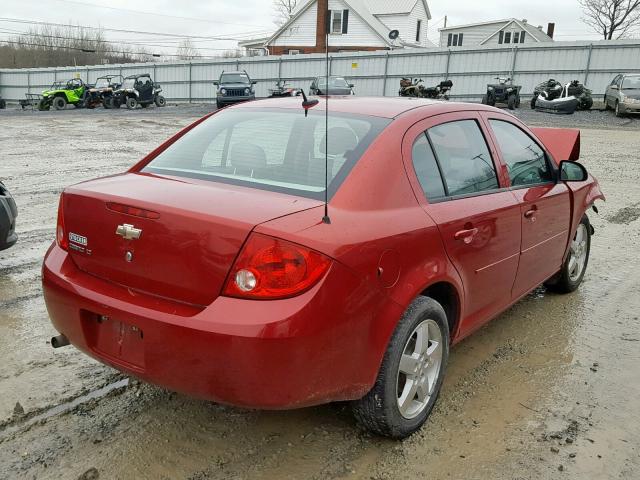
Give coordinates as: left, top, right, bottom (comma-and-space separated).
63, 173, 322, 306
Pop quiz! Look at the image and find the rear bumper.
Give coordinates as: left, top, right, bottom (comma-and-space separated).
42, 243, 400, 408
0, 195, 18, 251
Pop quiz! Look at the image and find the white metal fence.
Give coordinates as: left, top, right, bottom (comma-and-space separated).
1, 40, 639, 102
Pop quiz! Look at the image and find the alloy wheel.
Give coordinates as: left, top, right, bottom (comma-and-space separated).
568, 223, 588, 282
396, 319, 443, 419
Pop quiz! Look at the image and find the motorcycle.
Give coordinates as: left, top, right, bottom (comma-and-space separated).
399, 78, 452, 100
532, 79, 593, 114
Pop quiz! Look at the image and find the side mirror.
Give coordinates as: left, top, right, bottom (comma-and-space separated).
251, 81, 257, 85
213, 81, 219, 86
349, 83, 355, 88
559, 160, 588, 182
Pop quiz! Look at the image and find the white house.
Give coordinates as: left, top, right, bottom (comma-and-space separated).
242, 0, 434, 56
438, 18, 555, 48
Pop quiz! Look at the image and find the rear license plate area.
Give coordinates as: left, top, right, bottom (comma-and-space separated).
82, 311, 146, 370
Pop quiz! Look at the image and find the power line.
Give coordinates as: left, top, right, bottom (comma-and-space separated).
0, 17, 271, 41
45, 0, 273, 29
0, 38, 224, 58
0, 28, 269, 51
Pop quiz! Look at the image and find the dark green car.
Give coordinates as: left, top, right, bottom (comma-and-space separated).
38, 79, 88, 111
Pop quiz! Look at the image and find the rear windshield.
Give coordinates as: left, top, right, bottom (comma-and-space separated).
220, 73, 249, 83
319, 77, 349, 88
622, 76, 640, 89
142, 108, 390, 200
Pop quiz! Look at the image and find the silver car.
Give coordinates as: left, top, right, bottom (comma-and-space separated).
604, 74, 640, 117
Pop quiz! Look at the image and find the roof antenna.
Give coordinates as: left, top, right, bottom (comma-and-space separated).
322, 0, 331, 224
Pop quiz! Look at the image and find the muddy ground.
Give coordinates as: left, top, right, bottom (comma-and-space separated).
0, 104, 639, 480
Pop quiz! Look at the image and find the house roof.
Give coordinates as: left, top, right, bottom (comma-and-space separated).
364, 0, 431, 18
438, 18, 553, 42
267, 0, 432, 47
478, 19, 553, 44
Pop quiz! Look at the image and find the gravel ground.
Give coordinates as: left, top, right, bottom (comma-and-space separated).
0, 103, 639, 480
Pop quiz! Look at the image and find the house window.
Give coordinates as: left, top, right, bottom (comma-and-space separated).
330, 10, 349, 34
499, 31, 503, 43
504, 31, 511, 44
447, 32, 463, 47
416, 19, 422, 42
520, 31, 525, 43
514, 31, 519, 43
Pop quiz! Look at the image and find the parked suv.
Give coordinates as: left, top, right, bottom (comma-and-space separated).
0, 180, 18, 251
214, 71, 256, 109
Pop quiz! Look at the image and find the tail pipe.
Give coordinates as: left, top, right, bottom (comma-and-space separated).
51, 334, 70, 348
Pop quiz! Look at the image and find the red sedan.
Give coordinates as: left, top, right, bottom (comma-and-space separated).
43, 97, 604, 438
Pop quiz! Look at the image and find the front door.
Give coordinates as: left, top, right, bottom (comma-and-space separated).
482, 115, 570, 298
403, 113, 522, 336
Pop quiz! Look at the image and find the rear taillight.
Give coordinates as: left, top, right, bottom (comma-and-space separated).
223, 233, 331, 300
56, 194, 68, 251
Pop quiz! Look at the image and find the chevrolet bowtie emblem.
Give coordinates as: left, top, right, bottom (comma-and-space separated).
116, 224, 142, 240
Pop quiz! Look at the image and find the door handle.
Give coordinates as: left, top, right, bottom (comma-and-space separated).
524, 205, 538, 219
454, 228, 478, 244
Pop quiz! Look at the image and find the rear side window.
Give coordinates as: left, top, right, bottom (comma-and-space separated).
411, 134, 446, 201
427, 120, 499, 197
489, 120, 552, 187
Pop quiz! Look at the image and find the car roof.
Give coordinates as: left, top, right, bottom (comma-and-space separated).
221, 71, 247, 75
233, 96, 497, 119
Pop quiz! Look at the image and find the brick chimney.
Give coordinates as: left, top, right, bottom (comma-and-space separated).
316, 0, 329, 50
546, 22, 555, 39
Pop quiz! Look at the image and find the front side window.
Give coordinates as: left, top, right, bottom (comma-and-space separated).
489, 120, 552, 187
143, 108, 389, 200
427, 120, 499, 197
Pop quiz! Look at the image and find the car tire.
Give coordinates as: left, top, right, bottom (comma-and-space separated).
603, 96, 610, 110
155, 95, 166, 107
38, 99, 49, 111
0, 99, 6, 109
615, 100, 623, 117
507, 94, 517, 110
103, 98, 111, 109
126, 97, 137, 110
216, 100, 223, 109
531, 96, 537, 109
111, 97, 121, 109
352, 296, 450, 439
53, 96, 67, 110
481, 94, 488, 105
546, 215, 591, 294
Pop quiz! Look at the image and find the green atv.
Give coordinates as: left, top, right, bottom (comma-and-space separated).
38, 79, 88, 111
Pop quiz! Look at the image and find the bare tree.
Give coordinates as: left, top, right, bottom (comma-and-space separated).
221, 49, 243, 58
176, 38, 200, 60
0, 25, 149, 68
579, 0, 640, 39
273, 0, 298, 25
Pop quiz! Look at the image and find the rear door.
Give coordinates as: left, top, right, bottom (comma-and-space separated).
403, 112, 522, 336
482, 114, 570, 298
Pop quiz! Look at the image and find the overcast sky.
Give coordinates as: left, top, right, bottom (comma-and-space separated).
0, 0, 603, 58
